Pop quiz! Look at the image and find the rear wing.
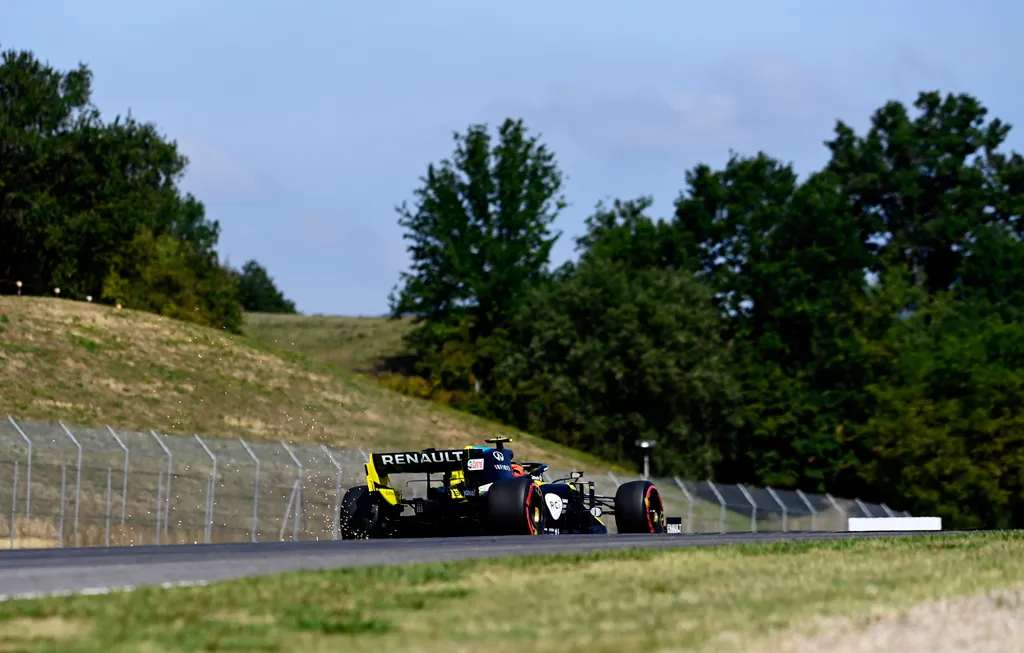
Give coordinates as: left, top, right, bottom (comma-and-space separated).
370, 448, 479, 476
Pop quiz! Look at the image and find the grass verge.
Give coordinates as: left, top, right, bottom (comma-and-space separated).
2, 532, 1023, 652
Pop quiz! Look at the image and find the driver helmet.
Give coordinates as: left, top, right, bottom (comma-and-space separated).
511, 463, 526, 477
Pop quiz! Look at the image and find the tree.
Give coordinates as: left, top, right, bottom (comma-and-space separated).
388, 118, 567, 391
573, 196, 688, 272
825, 91, 1024, 298
658, 154, 875, 490
234, 260, 297, 313
102, 228, 243, 332
0, 44, 242, 331
856, 286, 1024, 529
814, 91, 1024, 522
957, 224, 1024, 319
490, 200, 741, 477
378, 89, 1024, 528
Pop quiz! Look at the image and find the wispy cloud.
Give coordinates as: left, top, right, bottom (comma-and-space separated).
486, 56, 848, 163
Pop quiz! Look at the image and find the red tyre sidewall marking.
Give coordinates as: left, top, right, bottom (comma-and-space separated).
644, 485, 659, 533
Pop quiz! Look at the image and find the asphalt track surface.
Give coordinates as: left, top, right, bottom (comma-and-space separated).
0, 529, 975, 601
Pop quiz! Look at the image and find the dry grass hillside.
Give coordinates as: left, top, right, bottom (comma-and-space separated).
0, 296, 616, 470
242, 312, 413, 374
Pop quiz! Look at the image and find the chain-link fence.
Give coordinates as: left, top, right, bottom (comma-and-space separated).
0, 417, 909, 548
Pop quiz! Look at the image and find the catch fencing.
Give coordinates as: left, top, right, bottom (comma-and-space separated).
0, 417, 908, 548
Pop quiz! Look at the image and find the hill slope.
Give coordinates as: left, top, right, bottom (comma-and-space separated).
0, 296, 616, 470
242, 312, 413, 374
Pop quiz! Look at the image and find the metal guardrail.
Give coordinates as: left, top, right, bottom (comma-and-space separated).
0, 417, 908, 548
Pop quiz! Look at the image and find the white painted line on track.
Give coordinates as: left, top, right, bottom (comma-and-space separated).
0, 579, 210, 602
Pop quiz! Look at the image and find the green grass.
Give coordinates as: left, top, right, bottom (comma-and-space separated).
0, 297, 620, 470
2, 532, 1022, 652
242, 312, 413, 374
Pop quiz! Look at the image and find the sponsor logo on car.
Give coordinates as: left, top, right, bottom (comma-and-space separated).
544, 493, 564, 520
378, 451, 464, 466
467, 458, 484, 471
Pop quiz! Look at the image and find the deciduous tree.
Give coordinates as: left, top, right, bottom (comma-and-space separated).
234, 260, 297, 314
389, 118, 566, 391
492, 200, 740, 477
0, 44, 243, 331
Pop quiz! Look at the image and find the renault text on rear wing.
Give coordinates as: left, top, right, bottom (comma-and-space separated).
370, 449, 472, 475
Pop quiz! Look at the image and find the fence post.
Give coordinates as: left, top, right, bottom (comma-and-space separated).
194, 434, 217, 544
706, 481, 726, 533
58, 465, 67, 547
239, 437, 260, 543
280, 441, 303, 541
279, 479, 300, 542
854, 498, 872, 518
8, 417, 32, 521
9, 461, 18, 549
796, 489, 818, 531
737, 484, 757, 533
155, 471, 163, 545
105, 468, 112, 546
320, 444, 344, 540
825, 493, 847, 530
673, 477, 695, 533
149, 430, 173, 538
765, 486, 788, 532
106, 426, 130, 528
57, 421, 83, 546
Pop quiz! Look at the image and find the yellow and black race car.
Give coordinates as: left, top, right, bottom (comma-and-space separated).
339, 437, 666, 538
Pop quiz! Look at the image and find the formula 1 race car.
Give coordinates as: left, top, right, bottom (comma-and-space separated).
339, 437, 666, 538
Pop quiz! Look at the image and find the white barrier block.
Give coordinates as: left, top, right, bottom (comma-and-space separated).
848, 517, 942, 531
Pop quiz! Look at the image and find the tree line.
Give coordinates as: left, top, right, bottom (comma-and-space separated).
387, 93, 1024, 530
8, 43, 1022, 529
0, 45, 296, 328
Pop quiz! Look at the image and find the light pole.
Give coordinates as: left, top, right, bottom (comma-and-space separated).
635, 439, 656, 479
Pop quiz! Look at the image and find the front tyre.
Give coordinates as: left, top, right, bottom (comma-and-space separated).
613, 480, 665, 534
486, 477, 546, 535
339, 485, 391, 539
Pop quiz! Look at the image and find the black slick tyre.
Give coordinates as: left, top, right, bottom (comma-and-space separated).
613, 480, 665, 534
485, 477, 546, 535
339, 485, 390, 539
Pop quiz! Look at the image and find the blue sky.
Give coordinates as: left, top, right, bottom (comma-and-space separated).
4, 1, 1023, 316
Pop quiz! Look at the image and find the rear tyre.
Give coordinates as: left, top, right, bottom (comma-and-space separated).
486, 477, 546, 535
613, 480, 665, 534
339, 485, 391, 539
